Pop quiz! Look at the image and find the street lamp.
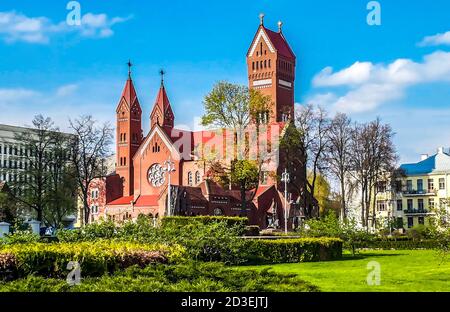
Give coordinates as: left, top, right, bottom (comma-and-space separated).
163, 157, 176, 216
281, 168, 290, 234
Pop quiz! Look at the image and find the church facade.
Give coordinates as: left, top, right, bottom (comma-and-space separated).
86, 17, 314, 228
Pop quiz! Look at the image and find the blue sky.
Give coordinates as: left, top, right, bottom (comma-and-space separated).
0, 0, 449, 163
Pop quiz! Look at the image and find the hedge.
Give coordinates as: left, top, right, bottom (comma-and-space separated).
161, 216, 248, 232
0, 241, 186, 280
244, 237, 343, 264
353, 239, 439, 250
0, 262, 319, 292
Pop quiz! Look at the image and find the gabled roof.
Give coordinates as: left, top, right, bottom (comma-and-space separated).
247, 25, 296, 60
400, 149, 450, 175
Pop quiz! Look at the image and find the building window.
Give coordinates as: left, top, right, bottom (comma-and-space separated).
428, 179, 434, 191
252, 62, 255, 70
195, 171, 201, 185
407, 199, 413, 210
418, 199, 424, 211
417, 179, 423, 192
439, 178, 445, 190
268, 59, 271, 68
188, 171, 193, 186
406, 180, 412, 191
396, 200, 403, 211
429, 198, 435, 209
377, 201, 386, 212
377, 181, 386, 193
418, 216, 425, 225
396, 217, 404, 229
407, 217, 414, 228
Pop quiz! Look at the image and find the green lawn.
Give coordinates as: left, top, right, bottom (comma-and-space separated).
238, 250, 450, 292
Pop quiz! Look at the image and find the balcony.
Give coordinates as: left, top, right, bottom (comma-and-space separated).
403, 208, 432, 215
402, 189, 436, 197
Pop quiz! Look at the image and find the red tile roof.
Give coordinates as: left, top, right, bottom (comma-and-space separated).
263, 27, 296, 59
135, 195, 159, 207
107, 195, 134, 206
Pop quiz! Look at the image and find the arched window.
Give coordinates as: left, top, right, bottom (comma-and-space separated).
264, 60, 267, 68
123, 157, 126, 166
268, 59, 271, 68
188, 171, 193, 186
195, 171, 201, 185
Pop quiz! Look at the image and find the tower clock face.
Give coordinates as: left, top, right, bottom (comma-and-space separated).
148, 163, 165, 187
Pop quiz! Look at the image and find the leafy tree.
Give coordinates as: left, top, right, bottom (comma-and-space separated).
307, 172, 331, 216
230, 160, 260, 214
201, 81, 271, 133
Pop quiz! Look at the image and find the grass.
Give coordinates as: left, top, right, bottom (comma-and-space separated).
237, 250, 450, 292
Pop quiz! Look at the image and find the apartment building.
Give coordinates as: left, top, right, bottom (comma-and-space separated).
372, 147, 450, 230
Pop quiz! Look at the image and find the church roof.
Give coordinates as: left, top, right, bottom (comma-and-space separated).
135, 195, 159, 207
400, 148, 450, 175
263, 26, 295, 59
107, 195, 134, 206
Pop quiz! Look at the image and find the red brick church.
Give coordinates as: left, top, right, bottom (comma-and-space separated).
86, 16, 316, 228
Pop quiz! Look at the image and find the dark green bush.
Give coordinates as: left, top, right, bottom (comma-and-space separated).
353, 239, 439, 250
161, 216, 248, 233
244, 238, 343, 264
0, 262, 319, 292
0, 241, 185, 279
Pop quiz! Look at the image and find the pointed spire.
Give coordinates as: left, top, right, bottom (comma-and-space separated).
151, 71, 174, 128
259, 13, 265, 26
117, 60, 139, 112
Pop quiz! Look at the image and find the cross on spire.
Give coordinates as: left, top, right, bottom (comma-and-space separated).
127, 60, 133, 79
259, 13, 265, 25
159, 69, 165, 86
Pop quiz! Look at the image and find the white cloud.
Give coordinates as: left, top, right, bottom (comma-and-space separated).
0, 11, 132, 44
419, 30, 450, 47
310, 51, 450, 113
55, 84, 78, 97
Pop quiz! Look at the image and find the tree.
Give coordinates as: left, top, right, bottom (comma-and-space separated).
5, 116, 54, 222
0, 183, 17, 223
44, 132, 78, 227
201, 82, 272, 211
201, 81, 271, 133
292, 104, 330, 217
0, 116, 76, 226
307, 172, 331, 216
69, 115, 113, 226
349, 118, 397, 229
230, 160, 260, 214
326, 113, 353, 220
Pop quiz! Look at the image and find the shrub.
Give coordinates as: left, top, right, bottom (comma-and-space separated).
244, 237, 343, 264
1, 231, 40, 244
407, 225, 432, 241
0, 262, 319, 292
161, 216, 248, 233
353, 239, 439, 250
0, 241, 186, 279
